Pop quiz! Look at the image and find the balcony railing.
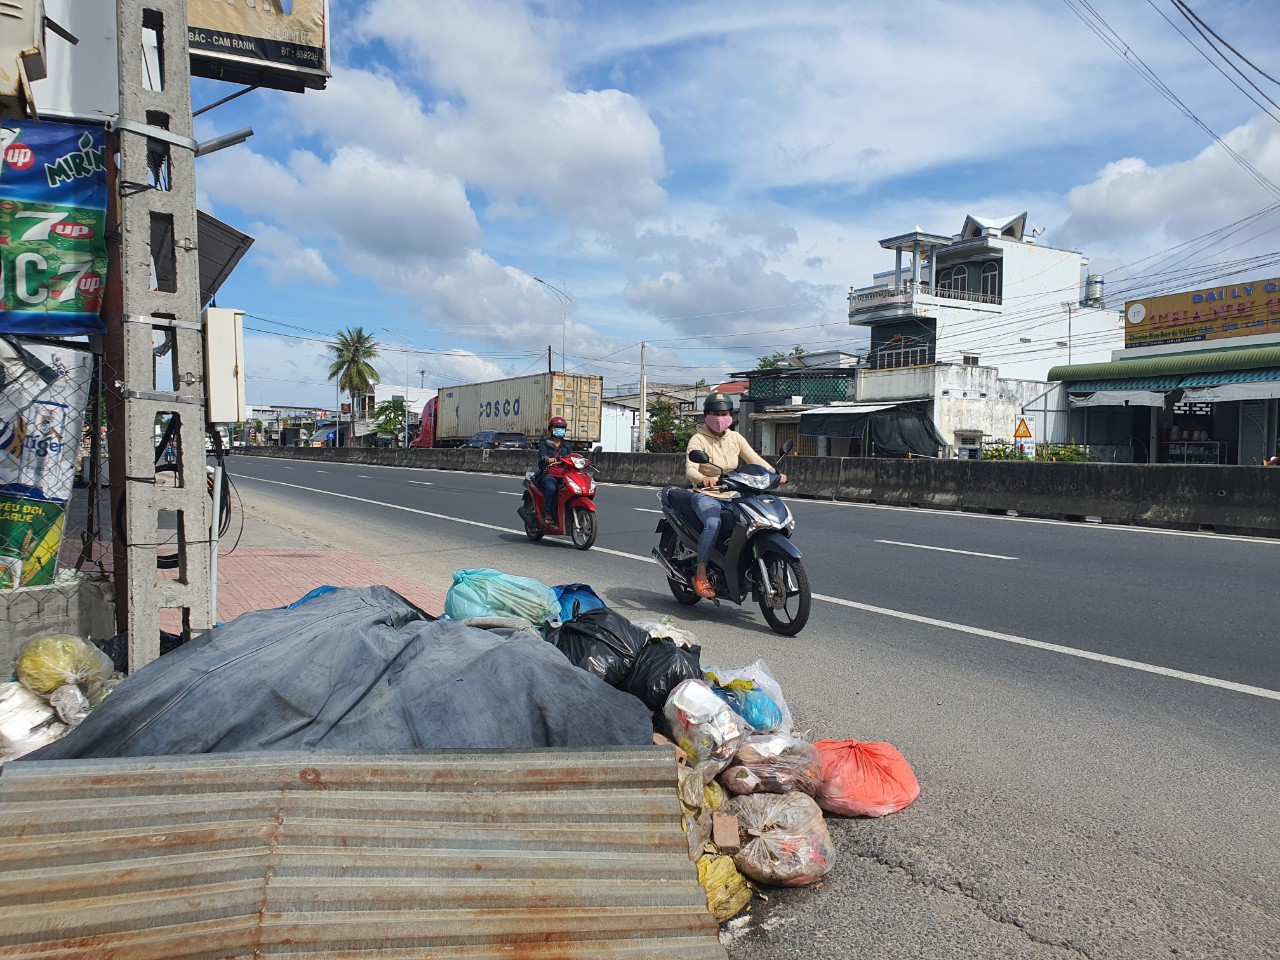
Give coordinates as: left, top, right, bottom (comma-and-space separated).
850, 281, 1002, 309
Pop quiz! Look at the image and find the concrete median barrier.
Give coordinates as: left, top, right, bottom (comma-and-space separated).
1133, 465, 1280, 536
239, 447, 1280, 538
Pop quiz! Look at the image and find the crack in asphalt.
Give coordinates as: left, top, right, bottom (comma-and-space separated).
847, 844, 1098, 960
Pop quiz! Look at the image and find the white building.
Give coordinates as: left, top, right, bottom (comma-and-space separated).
848, 213, 1123, 381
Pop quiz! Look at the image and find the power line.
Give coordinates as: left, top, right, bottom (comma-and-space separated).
1171, 0, 1280, 89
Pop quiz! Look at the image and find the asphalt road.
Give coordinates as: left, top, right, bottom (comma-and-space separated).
228, 454, 1280, 960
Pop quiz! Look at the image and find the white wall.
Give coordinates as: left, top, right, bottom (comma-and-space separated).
599, 403, 637, 452
931, 240, 1124, 380
932, 366, 1048, 447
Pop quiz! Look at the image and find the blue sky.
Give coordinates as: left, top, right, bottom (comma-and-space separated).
190, 0, 1280, 408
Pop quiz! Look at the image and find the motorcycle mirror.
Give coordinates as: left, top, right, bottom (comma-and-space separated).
688, 449, 711, 465
780, 439, 796, 456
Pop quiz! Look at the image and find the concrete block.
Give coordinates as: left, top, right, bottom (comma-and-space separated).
1133, 465, 1280, 536
0, 577, 116, 674
785, 456, 841, 499
874, 459, 964, 511
836, 458, 877, 502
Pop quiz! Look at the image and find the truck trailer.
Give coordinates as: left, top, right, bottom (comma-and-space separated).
412, 373, 603, 448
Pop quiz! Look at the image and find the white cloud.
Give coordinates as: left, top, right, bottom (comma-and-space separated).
1051, 115, 1280, 274
249, 224, 337, 288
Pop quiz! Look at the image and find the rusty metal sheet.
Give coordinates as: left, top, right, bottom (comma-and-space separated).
0, 747, 727, 960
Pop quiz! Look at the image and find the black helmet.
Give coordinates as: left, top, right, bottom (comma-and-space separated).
703, 391, 733, 414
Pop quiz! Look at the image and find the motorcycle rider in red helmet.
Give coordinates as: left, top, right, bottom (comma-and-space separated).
537, 416, 574, 524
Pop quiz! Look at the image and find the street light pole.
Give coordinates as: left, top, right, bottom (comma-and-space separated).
533, 277, 572, 372
381, 328, 412, 448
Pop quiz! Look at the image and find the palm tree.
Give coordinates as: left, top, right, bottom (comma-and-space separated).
327, 327, 380, 447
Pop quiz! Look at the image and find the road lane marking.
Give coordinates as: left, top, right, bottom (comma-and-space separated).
811, 592, 1280, 702
244, 477, 651, 564
240, 475, 1280, 702
497, 491, 522, 496
315, 470, 327, 473
407, 481, 433, 486
634, 508, 663, 514
875, 539, 1017, 560
356, 475, 371, 478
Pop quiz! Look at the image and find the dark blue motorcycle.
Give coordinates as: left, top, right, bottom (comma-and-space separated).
652, 442, 810, 636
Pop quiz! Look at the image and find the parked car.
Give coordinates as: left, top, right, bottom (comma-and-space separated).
460, 430, 531, 450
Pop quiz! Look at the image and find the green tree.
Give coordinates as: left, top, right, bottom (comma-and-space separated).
371, 398, 407, 437
756, 345, 807, 370
327, 327, 380, 446
646, 397, 697, 453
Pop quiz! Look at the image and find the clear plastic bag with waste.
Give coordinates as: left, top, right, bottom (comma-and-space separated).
719, 732, 822, 796
704, 659, 791, 733
663, 679, 748, 772
16, 634, 113, 698
726, 792, 836, 888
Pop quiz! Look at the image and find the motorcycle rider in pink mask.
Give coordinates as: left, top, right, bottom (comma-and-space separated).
684, 392, 787, 598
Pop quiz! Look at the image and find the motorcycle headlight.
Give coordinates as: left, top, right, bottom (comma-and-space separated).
564, 476, 584, 495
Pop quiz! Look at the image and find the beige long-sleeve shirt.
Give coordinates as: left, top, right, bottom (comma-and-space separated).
685, 424, 772, 498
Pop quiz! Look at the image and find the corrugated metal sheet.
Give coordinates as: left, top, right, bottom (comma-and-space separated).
1178, 367, 1280, 387
1064, 377, 1181, 391
0, 748, 726, 960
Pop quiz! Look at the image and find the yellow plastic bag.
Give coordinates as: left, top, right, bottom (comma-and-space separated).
696, 854, 754, 922
16, 635, 113, 697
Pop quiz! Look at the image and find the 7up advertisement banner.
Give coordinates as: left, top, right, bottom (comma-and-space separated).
0, 122, 108, 337
0, 341, 93, 588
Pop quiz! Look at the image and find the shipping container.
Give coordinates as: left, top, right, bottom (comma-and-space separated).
434, 373, 604, 446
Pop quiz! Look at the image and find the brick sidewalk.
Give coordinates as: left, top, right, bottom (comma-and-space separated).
213, 547, 447, 623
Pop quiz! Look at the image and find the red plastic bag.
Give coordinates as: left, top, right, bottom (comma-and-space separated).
813, 739, 920, 817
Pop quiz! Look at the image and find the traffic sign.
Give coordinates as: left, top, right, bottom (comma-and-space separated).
1013, 417, 1033, 439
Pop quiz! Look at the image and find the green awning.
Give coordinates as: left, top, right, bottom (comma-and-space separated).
1048, 344, 1280, 383
1179, 368, 1280, 387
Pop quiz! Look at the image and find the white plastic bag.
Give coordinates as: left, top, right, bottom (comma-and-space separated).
632, 616, 698, 649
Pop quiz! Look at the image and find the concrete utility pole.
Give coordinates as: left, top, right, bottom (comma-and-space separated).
639, 341, 648, 453
105, 0, 213, 668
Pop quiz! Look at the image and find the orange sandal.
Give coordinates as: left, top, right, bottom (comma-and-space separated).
693, 574, 716, 599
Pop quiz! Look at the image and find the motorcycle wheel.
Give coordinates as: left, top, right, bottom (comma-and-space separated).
667, 576, 701, 605
522, 495, 544, 541
758, 553, 811, 636
570, 506, 597, 550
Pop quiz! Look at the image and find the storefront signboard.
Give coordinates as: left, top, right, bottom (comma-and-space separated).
1125, 278, 1280, 348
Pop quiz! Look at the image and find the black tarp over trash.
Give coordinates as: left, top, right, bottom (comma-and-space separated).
798, 403, 947, 457
27, 586, 655, 760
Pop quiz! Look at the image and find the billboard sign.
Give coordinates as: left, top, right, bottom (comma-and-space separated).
188, 0, 330, 91
1124, 278, 1280, 348
0, 122, 108, 336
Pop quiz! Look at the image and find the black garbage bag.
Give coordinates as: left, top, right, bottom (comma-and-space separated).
545, 607, 650, 688
26, 586, 654, 759
625, 637, 703, 712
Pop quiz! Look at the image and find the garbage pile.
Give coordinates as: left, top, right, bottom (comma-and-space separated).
1, 634, 121, 764
4, 568, 922, 927
443, 568, 923, 923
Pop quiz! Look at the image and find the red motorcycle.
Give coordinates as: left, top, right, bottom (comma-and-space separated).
519, 452, 598, 550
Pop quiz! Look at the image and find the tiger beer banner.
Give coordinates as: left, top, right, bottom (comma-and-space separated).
0, 122, 108, 337
0, 341, 93, 588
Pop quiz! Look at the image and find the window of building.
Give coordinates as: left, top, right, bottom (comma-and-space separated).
962, 354, 979, 366
876, 336, 930, 369
936, 268, 952, 290
981, 262, 999, 297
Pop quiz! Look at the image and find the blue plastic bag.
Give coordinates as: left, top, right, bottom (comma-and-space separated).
445, 569, 560, 626
552, 583, 606, 622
